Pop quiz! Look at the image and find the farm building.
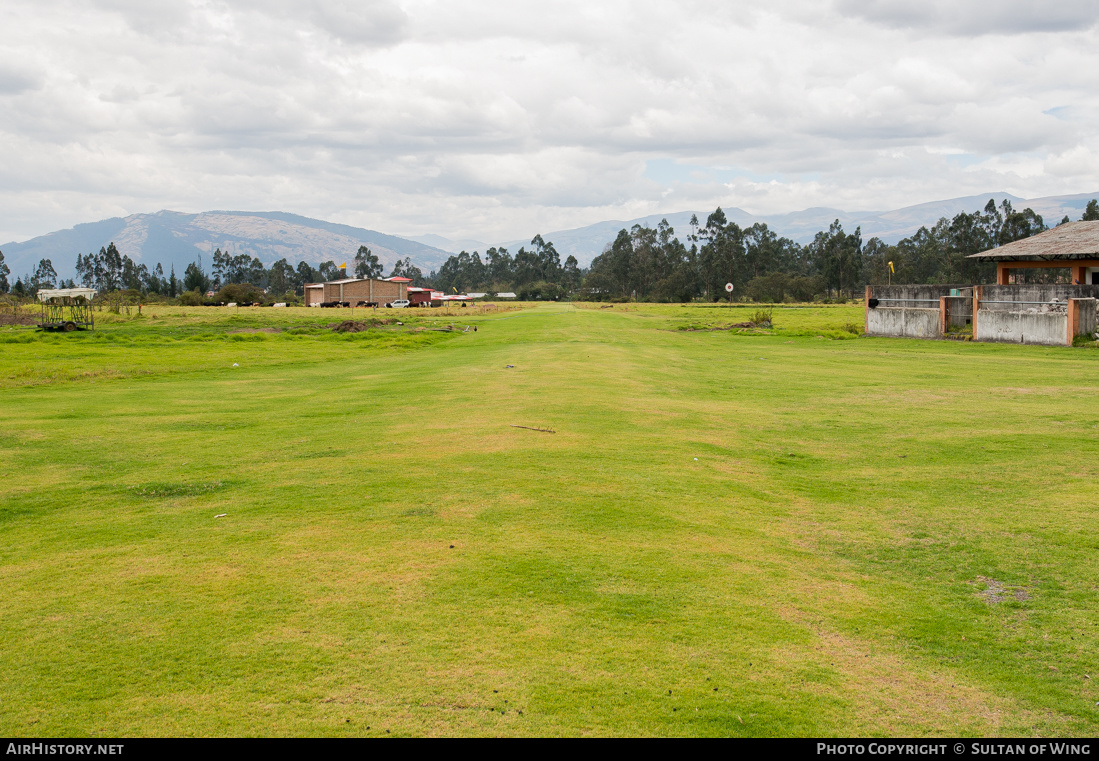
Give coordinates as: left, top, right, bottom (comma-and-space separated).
407, 286, 433, 306
865, 222, 1099, 346
304, 277, 408, 307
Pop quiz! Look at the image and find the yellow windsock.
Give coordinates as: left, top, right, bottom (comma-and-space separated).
888, 261, 895, 273
339, 262, 347, 269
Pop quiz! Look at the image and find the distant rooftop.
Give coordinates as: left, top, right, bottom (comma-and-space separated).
969, 221, 1099, 262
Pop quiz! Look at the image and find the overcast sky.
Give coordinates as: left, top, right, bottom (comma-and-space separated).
2, 0, 1098, 244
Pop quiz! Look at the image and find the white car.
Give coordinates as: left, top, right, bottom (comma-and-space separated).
387, 299, 410, 308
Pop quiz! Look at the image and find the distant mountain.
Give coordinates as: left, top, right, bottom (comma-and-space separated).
6, 193, 1098, 279
496, 192, 1099, 267
406, 233, 489, 254
0, 210, 450, 281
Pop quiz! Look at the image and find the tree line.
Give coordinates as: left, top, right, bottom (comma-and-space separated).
429, 235, 582, 299
578, 198, 1088, 302
419, 198, 1097, 302
0, 242, 428, 302
2, 198, 1097, 301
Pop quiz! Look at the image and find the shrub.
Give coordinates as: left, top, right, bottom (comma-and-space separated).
787, 275, 824, 303
750, 307, 773, 328
745, 273, 824, 304
745, 273, 788, 303
215, 283, 266, 304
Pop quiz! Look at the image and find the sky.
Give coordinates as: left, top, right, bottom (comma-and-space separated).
2, 0, 1098, 244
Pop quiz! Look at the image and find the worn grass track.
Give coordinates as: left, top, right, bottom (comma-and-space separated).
1, 302, 1097, 736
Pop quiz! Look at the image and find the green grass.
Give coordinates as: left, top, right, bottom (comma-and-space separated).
2, 301, 1098, 736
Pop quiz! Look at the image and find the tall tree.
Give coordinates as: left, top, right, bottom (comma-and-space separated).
31, 259, 58, 293
485, 247, 514, 286
318, 261, 343, 281
147, 263, 165, 294
183, 261, 208, 293
0, 249, 9, 293
102, 243, 123, 291
295, 261, 318, 293
268, 259, 295, 295
121, 255, 140, 291
999, 201, 1045, 244
389, 257, 426, 286
807, 221, 862, 296
211, 248, 230, 289
1083, 199, 1099, 221
695, 208, 746, 300
353, 245, 383, 279
243, 256, 267, 287
528, 235, 562, 283
562, 255, 582, 292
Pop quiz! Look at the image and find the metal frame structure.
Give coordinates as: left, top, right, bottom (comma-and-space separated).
37, 288, 98, 331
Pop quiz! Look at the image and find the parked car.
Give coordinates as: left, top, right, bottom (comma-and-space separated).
387, 299, 411, 308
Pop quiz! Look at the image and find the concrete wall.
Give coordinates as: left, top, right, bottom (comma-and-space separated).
1076, 299, 1098, 338
867, 307, 941, 339
869, 285, 971, 308
865, 283, 1099, 346
976, 310, 1068, 346
978, 284, 1099, 311
866, 285, 971, 338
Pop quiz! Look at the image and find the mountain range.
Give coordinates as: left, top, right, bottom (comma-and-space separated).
4, 192, 1098, 281
0, 210, 452, 282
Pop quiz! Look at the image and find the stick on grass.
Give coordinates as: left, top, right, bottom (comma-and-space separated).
510, 424, 556, 433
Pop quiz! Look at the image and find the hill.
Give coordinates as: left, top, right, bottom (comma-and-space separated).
0, 210, 451, 281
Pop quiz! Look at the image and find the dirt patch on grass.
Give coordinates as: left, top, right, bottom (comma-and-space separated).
127, 481, 229, 498
976, 575, 1032, 604
330, 319, 397, 333
0, 314, 39, 326
679, 321, 768, 331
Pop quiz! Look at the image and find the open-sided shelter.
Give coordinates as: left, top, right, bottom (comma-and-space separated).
968, 220, 1099, 285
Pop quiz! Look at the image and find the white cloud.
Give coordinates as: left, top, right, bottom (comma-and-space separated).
0, 0, 1098, 245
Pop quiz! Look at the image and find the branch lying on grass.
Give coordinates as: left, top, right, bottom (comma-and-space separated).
510, 424, 556, 434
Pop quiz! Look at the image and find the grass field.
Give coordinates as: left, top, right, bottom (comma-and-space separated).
2, 301, 1098, 737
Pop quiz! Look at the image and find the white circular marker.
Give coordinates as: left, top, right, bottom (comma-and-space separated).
725, 283, 734, 293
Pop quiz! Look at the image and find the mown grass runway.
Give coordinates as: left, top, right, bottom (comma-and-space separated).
1, 303, 1097, 736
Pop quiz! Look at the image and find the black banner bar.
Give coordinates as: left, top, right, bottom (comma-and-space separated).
2, 739, 1097, 755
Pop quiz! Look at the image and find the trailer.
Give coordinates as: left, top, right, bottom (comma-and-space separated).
37, 287, 98, 331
